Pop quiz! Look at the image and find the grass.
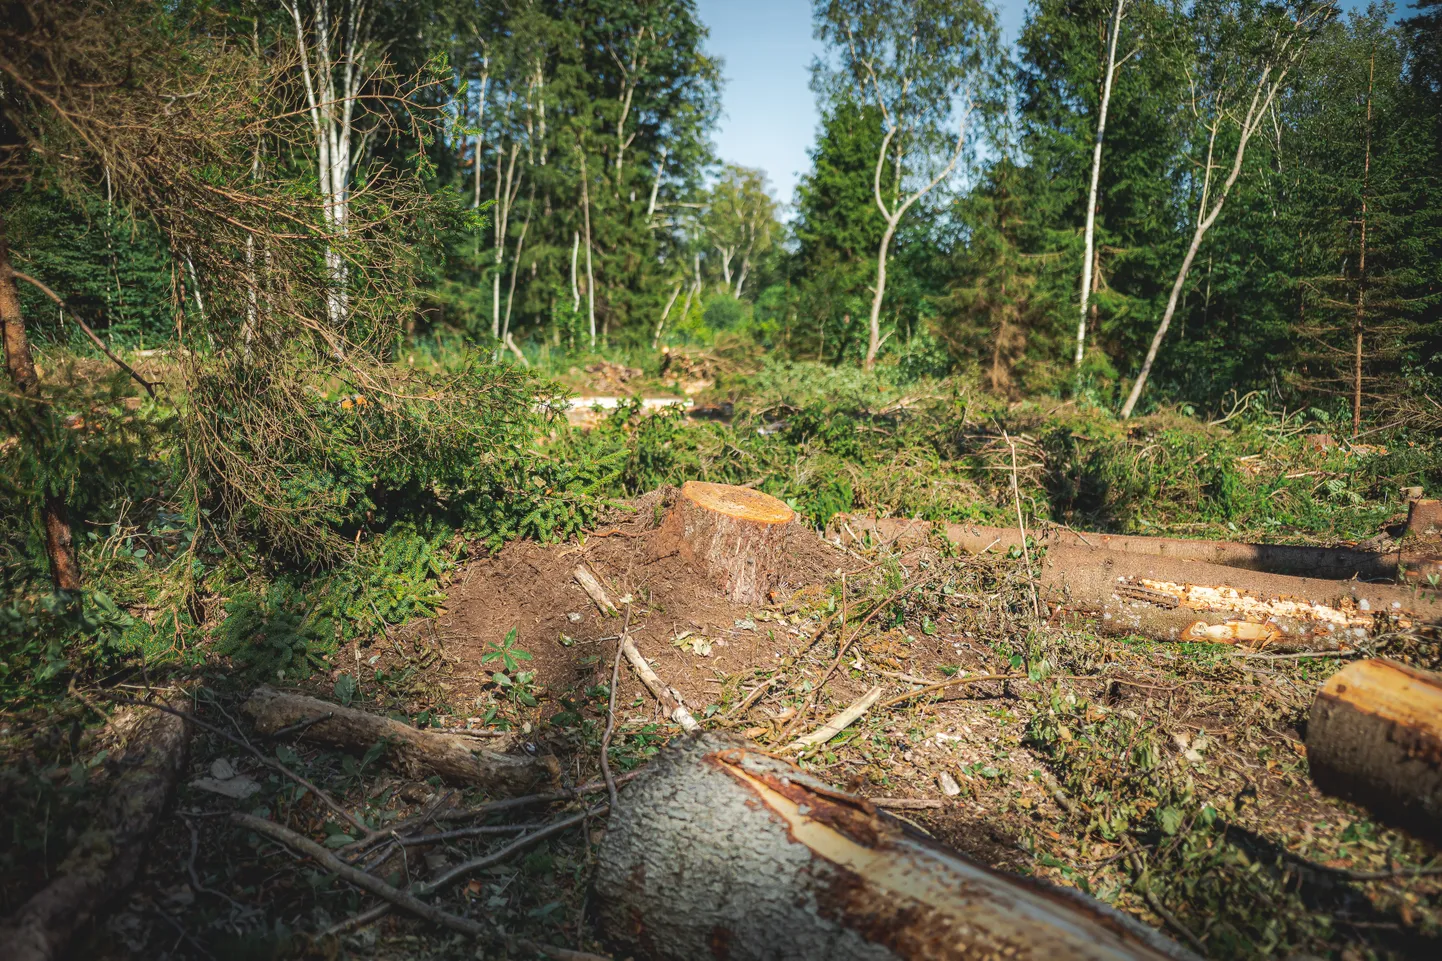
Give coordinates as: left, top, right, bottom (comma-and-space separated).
3, 339, 1441, 959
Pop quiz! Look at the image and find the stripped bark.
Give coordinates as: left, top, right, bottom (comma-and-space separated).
594, 734, 1200, 961
0, 702, 190, 961
1307, 658, 1442, 843
657, 481, 795, 605
829, 513, 1442, 583
242, 687, 557, 792
1039, 545, 1441, 650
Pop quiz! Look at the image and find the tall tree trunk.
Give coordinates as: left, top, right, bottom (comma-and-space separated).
578, 147, 597, 348
0, 219, 80, 591
1352, 49, 1374, 439
570, 230, 581, 314
1075, 0, 1125, 370
864, 114, 970, 371
1121, 12, 1322, 418
865, 221, 897, 370
653, 282, 681, 349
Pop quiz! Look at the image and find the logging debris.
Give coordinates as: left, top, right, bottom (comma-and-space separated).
1306, 658, 1442, 843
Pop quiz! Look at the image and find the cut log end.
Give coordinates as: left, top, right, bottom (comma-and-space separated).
680, 480, 795, 526
661, 481, 795, 606
1307, 659, 1442, 843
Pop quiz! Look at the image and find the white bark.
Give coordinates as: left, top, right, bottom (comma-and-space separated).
1121, 7, 1328, 417
864, 109, 970, 370
652, 282, 682, 349
647, 145, 668, 218
578, 146, 597, 347
471, 57, 489, 209
570, 230, 581, 313
284, 0, 368, 331
1075, 0, 1126, 369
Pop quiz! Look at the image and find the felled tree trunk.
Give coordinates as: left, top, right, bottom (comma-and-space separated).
0, 701, 190, 961
1307, 659, 1442, 843
1040, 546, 1440, 651
657, 481, 794, 605
243, 687, 557, 792
594, 734, 1199, 961
830, 514, 1442, 583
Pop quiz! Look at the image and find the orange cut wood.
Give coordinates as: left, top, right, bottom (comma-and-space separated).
1307, 659, 1442, 843
661, 481, 795, 605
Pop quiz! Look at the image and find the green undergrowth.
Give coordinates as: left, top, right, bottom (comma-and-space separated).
552, 361, 1439, 541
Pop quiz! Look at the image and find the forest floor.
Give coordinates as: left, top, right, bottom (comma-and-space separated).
5, 351, 1442, 960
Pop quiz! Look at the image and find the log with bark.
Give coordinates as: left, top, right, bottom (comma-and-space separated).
594, 733, 1200, 961
1307, 658, 1442, 843
0, 700, 190, 961
242, 687, 557, 792
655, 480, 795, 605
1039, 546, 1441, 651
830, 513, 1442, 583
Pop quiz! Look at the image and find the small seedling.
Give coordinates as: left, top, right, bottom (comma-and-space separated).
482, 627, 533, 673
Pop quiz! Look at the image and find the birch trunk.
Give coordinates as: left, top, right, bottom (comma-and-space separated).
578, 147, 597, 347
1075, 0, 1125, 369
1121, 10, 1324, 417
652, 282, 682, 349
864, 113, 970, 371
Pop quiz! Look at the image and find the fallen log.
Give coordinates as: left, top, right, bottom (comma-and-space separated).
830, 514, 1442, 583
594, 733, 1199, 961
242, 687, 557, 792
657, 480, 794, 605
1307, 659, 1442, 843
0, 700, 190, 961
1039, 546, 1442, 650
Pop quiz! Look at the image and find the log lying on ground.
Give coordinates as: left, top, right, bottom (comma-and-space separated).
830, 513, 1442, 583
242, 687, 557, 792
1307, 659, 1442, 843
1039, 546, 1442, 650
594, 734, 1199, 961
0, 700, 190, 961
656, 480, 795, 605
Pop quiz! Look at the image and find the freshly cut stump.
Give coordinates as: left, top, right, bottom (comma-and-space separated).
594, 734, 1199, 961
1307, 659, 1442, 843
660, 480, 795, 605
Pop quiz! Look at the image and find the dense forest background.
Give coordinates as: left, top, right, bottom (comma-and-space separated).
10, 0, 1439, 414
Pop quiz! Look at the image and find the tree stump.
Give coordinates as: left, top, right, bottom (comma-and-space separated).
1307, 659, 1442, 843
659, 481, 795, 605
1407, 498, 1442, 537
594, 734, 1199, 961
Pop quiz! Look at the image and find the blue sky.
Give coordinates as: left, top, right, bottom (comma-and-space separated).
693, 0, 1030, 211
695, 0, 1402, 212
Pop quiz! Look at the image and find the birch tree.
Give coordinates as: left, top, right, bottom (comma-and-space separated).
1074, 0, 1132, 369
816, 0, 1000, 370
1120, 0, 1337, 417
703, 164, 778, 299
282, 0, 376, 330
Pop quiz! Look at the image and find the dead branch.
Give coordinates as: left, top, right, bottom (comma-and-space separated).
243, 686, 558, 793
0, 700, 190, 961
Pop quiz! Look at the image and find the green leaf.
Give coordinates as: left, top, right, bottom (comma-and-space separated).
334, 673, 357, 707
1156, 806, 1184, 836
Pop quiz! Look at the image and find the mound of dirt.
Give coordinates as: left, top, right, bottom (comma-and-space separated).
437, 487, 848, 713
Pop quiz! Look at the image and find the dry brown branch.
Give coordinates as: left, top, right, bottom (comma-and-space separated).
233, 813, 608, 960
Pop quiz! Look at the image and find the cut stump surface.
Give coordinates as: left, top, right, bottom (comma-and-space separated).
660, 481, 795, 606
